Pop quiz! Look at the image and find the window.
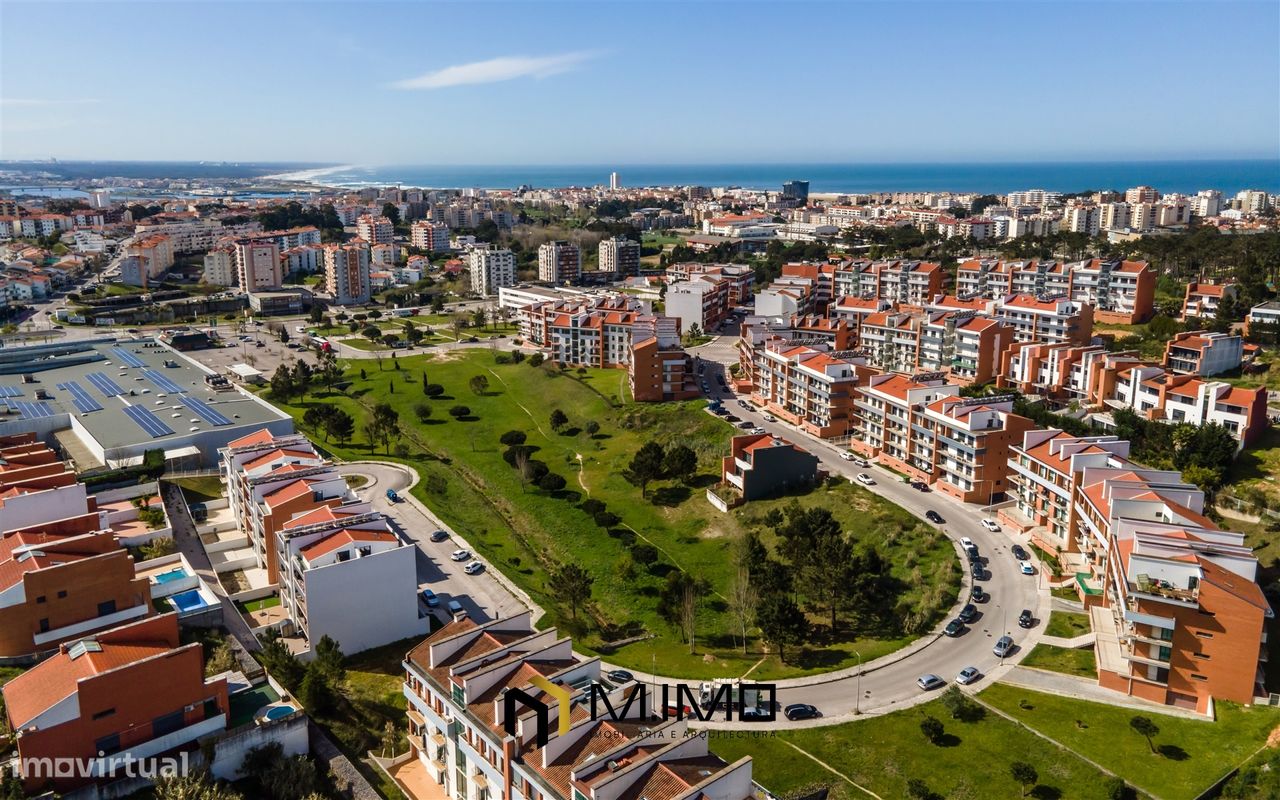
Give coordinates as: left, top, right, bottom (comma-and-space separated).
152, 709, 185, 737
38, 618, 49, 633
57, 590, 67, 599
95, 733, 121, 756
97, 600, 117, 617
1190, 674, 1208, 681
35, 595, 46, 604
92, 708, 116, 721
1195, 631, 1214, 639
1193, 652, 1209, 660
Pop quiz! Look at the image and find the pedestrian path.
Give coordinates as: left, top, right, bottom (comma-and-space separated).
1038, 632, 1096, 648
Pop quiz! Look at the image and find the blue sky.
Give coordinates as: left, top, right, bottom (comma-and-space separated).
2, 1, 1278, 165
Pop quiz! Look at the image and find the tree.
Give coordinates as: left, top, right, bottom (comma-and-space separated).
537, 472, 566, 493
414, 402, 432, 423
593, 510, 620, 528
528, 352, 545, 367
940, 685, 983, 722
549, 408, 569, 432
631, 543, 659, 565
549, 562, 594, 620
312, 635, 346, 685
728, 539, 760, 655
362, 325, 381, 341
449, 405, 470, 419
153, 771, 244, 800
1010, 762, 1038, 798
1130, 715, 1159, 753
919, 715, 945, 745
469, 374, 490, 395
325, 408, 355, 446
270, 365, 294, 400
368, 402, 400, 453
499, 430, 527, 446
425, 383, 445, 398
472, 307, 487, 329
299, 663, 336, 714
663, 444, 698, 484
585, 420, 600, 437
1105, 777, 1136, 800
628, 441, 666, 497
257, 630, 303, 690
292, 360, 312, 399
755, 593, 808, 662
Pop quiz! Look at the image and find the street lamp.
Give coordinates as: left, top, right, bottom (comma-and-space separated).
853, 649, 863, 715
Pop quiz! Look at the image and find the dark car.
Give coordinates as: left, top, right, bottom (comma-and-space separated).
925, 510, 945, 524
429, 530, 449, 543
958, 603, 979, 623
606, 669, 634, 684
944, 619, 966, 637
783, 703, 820, 721
971, 585, 987, 603
725, 415, 741, 424
467, 336, 479, 343
971, 564, 989, 581
419, 589, 440, 608
1011, 544, 1030, 561
911, 481, 930, 492
1018, 609, 1035, 628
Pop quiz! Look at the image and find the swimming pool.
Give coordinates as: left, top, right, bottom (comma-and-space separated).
263, 705, 297, 721
153, 567, 189, 584
169, 589, 209, 612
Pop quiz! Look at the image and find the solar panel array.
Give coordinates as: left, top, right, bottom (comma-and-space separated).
6, 400, 55, 419
142, 369, 186, 394
0, 387, 21, 398
180, 396, 232, 426
110, 347, 146, 368
56, 381, 103, 413
85, 372, 125, 397
123, 405, 174, 437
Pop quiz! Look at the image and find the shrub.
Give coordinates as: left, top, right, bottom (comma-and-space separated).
630, 543, 659, 565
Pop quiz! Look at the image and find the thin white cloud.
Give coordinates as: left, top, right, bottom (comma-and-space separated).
0, 97, 101, 107
391, 52, 598, 90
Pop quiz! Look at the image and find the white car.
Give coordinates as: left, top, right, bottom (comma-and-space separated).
450, 549, 471, 562
1018, 560, 1036, 575
852, 457, 871, 468
855, 473, 875, 486
839, 451, 856, 461
464, 560, 485, 575
959, 537, 975, 551
749, 427, 766, 435
762, 413, 777, 423
980, 519, 1001, 533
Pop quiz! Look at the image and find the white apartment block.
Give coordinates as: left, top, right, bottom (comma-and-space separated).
134, 218, 262, 253
468, 246, 516, 296
537, 240, 581, 284
203, 246, 237, 287
356, 215, 395, 246
598, 236, 641, 276
282, 244, 325, 276
235, 238, 283, 292
410, 221, 450, 252
994, 294, 1093, 344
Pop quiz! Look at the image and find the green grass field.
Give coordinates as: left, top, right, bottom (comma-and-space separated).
1045, 611, 1092, 638
1020, 644, 1097, 678
169, 475, 224, 502
267, 350, 958, 680
711, 694, 1118, 800
981, 684, 1280, 800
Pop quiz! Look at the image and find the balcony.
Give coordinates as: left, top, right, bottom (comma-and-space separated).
1130, 576, 1198, 604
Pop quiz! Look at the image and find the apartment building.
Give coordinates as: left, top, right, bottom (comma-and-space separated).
997, 342, 1117, 404
598, 235, 640, 276
282, 243, 325, 277
1181, 281, 1237, 321
468, 246, 517, 296
324, 241, 372, 305
1104, 370, 1268, 448
1073, 464, 1265, 713
133, 217, 262, 253
826, 295, 893, 339
721, 433, 820, 501
665, 262, 754, 305
1067, 258, 1155, 324
203, 245, 236, 287
630, 320, 700, 403
0, 441, 150, 658
410, 220, 450, 252
220, 429, 424, 655
911, 394, 1036, 503
537, 240, 581, 285
667, 276, 731, 332
753, 276, 818, 319
956, 259, 1014, 298
994, 294, 1094, 345
851, 373, 957, 476
357, 214, 395, 246
235, 237, 283, 292
400, 613, 755, 800
1246, 300, 1280, 336
878, 260, 944, 305
2, 614, 229, 793
1009, 260, 1072, 297
856, 308, 1014, 385
254, 225, 322, 251
1161, 330, 1243, 376
122, 234, 175, 287
749, 342, 871, 438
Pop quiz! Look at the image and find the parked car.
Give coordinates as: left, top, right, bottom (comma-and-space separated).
784, 703, 820, 721
970, 585, 987, 603
738, 421, 755, 429
607, 669, 634, 684
1018, 609, 1035, 628
856, 473, 875, 486
911, 481, 930, 492
972, 564, 989, 581
959, 537, 975, 551
917, 674, 946, 691
446, 599, 464, 616
429, 530, 449, 543
450, 549, 471, 562
419, 589, 440, 607
852, 457, 870, 468
993, 636, 1015, 658
463, 560, 485, 575
1011, 544, 1030, 561
956, 666, 982, 686
840, 451, 856, 461
725, 415, 741, 424
738, 399, 750, 409
762, 413, 777, 423
385, 488, 401, 502
944, 619, 966, 637
981, 519, 1001, 533
958, 604, 979, 623
925, 510, 945, 524
749, 427, 766, 435
1018, 560, 1036, 575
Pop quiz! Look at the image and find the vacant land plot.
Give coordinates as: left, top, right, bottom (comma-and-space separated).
266, 350, 958, 679
1020, 644, 1097, 678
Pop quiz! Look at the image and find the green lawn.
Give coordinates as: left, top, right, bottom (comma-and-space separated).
981, 683, 1280, 800
1226, 425, 1280, 521
169, 475, 224, 502
267, 351, 958, 680
238, 595, 281, 613
711, 695, 1118, 800
1020, 644, 1097, 678
1045, 611, 1092, 639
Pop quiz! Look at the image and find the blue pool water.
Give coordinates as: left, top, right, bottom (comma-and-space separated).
154, 567, 189, 584
170, 589, 208, 612
263, 705, 296, 721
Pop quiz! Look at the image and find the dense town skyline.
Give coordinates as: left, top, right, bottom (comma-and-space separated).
2, 1, 1279, 164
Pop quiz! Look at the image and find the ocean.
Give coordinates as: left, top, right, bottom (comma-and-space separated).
283, 160, 1280, 196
